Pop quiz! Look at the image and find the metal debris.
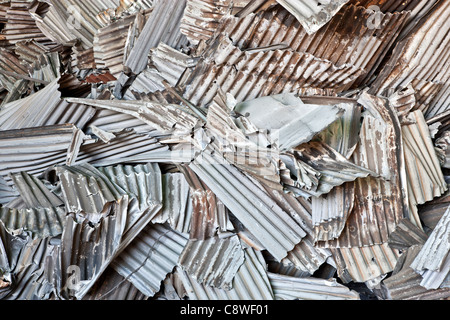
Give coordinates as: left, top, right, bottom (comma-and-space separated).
0, 0, 449, 302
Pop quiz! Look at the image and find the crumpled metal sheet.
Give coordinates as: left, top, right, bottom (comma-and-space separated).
275, 0, 350, 35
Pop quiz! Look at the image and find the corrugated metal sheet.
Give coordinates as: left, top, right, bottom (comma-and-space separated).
275, 0, 350, 34
411, 204, 450, 289
312, 182, 354, 242
66, 97, 200, 136
315, 101, 362, 159
387, 218, 428, 250
82, 267, 148, 300
0, 47, 30, 92
0, 124, 81, 186
268, 272, 360, 300
183, 36, 366, 107
294, 141, 377, 196
234, 93, 345, 151
124, 43, 194, 99
93, 13, 140, 78
382, 245, 450, 300
371, 0, 450, 96
0, 78, 95, 131
84, 108, 157, 135
31, 0, 119, 49
331, 243, 401, 283
123, 0, 188, 75
402, 110, 447, 209
55, 163, 123, 216
76, 130, 170, 167
262, 186, 332, 274
0, 176, 19, 205
190, 150, 307, 262
178, 235, 245, 290
317, 92, 410, 248
180, 165, 232, 239
98, 163, 162, 213
0, 206, 66, 240
0, 0, 55, 49
215, 4, 409, 84
177, 247, 274, 300
111, 223, 189, 297
10, 171, 63, 209
58, 198, 127, 300
180, 0, 252, 44
1, 237, 58, 300
153, 172, 193, 234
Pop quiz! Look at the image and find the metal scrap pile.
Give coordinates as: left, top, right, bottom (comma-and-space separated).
0, 0, 449, 301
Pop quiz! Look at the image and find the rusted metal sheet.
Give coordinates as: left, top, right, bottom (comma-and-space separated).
183, 36, 366, 107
